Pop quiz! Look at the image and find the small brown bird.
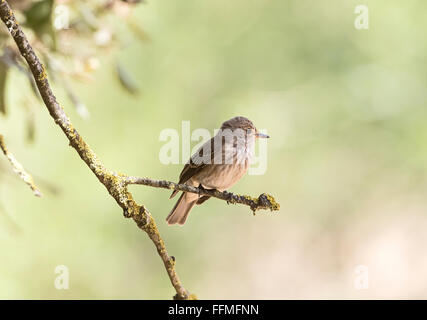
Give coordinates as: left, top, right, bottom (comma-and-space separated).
166, 116, 269, 225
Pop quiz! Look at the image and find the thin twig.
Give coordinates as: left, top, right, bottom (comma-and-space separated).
0, 134, 42, 197
126, 177, 280, 213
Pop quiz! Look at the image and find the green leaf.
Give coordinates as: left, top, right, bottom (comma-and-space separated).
116, 62, 139, 96
0, 59, 9, 115
23, 0, 56, 49
24, 0, 54, 28
26, 109, 35, 143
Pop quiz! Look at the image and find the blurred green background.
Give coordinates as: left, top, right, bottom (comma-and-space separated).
1, 0, 427, 299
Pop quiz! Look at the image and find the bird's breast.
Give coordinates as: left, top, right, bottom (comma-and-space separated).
195, 152, 252, 191
191, 132, 255, 190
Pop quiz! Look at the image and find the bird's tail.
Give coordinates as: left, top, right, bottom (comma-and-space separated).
166, 192, 197, 225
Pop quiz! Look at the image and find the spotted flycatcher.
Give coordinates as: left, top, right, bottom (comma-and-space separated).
166, 116, 269, 225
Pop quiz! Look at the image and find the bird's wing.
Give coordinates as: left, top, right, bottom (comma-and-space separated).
170, 137, 216, 199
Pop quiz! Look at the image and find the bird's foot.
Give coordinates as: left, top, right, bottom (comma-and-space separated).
197, 184, 219, 195
197, 184, 206, 198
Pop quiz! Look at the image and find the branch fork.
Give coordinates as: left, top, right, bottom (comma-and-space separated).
0, 0, 279, 300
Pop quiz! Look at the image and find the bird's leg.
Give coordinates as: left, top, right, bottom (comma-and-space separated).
196, 184, 219, 205
198, 184, 222, 197
197, 184, 206, 199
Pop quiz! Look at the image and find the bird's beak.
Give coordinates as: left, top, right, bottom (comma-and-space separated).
256, 132, 270, 139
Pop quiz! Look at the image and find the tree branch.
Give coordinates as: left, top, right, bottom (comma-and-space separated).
0, 0, 279, 299
0, 134, 42, 197
125, 177, 280, 213
0, 0, 191, 300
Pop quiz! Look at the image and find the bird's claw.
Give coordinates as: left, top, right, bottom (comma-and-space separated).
197, 184, 206, 198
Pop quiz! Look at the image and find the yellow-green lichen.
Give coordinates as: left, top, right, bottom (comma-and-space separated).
168, 257, 176, 268
243, 194, 258, 202
37, 64, 47, 83
0, 134, 42, 197
241, 193, 280, 212
265, 194, 280, 211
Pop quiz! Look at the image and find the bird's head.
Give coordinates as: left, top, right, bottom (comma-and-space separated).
220, 116, 270, 139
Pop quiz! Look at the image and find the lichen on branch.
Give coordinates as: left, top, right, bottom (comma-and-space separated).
0, 0, 189, 300
0, 134, 42, 197
125, 177, 280, 213
0, 0, 279, 300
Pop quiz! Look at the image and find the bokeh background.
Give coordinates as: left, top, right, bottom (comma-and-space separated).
1, 0, 427, 299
